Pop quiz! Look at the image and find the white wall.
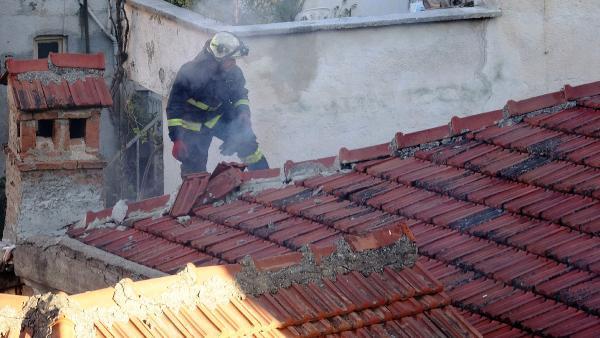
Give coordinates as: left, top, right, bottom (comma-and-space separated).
125, 0, 600, 194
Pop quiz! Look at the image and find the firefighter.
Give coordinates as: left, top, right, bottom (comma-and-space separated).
166, 31, 269, 175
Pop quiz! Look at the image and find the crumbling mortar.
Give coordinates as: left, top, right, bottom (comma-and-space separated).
284, 161, 342, 184
235, 237, 418, 297
499, 101, 577, 127
17, 64, 103, 85
394, 136, 465, 160
2, 265, 244, 338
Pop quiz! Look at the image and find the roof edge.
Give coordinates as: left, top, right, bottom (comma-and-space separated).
565, 81, 600, 100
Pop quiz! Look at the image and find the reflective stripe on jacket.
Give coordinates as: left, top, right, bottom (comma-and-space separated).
166, 49, 250, 141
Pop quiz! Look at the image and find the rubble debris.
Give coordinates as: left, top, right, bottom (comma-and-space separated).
176, 215, 191, 225
235, 236, 417, 297
111, 200, 128, 225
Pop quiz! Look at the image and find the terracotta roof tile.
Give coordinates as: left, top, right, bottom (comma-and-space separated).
3, 53, 112, 112
5, 58, 49, 74
170, 173, 209, 217
8, 246, 480, 337
49, 52, 105, 69
60, 81, 600, 336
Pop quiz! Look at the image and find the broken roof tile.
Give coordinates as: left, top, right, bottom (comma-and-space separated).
170, 173, 209, 217
283, 156, 338, 181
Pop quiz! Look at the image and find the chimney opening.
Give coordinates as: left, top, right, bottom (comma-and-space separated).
36, 120, 54, 138
69, 119, 86, 139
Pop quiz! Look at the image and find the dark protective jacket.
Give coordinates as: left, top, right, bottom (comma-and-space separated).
166, 49, 250, 141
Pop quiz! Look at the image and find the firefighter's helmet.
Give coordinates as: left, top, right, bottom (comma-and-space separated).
208, 32, 249, 60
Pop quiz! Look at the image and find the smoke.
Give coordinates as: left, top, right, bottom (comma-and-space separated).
193, 0, 305, 24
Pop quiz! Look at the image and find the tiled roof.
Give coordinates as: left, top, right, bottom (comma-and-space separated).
1, 230, 480, 337
1, 53, 112, 111
58, 166, 483, 336
68, 81, 600, 336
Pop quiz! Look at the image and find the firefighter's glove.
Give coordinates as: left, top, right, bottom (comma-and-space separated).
172, 140, 188, 161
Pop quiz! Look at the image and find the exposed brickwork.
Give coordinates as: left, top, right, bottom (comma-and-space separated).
85, 112, 100, 153
18, 121, 36, 154
3, 156, 23, 241
53, 120, 70, 151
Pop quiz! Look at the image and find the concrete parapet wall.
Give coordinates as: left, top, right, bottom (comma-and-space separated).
126, 0, 600, 193
13, 235, 167, 294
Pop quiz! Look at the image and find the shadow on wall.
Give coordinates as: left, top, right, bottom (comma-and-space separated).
0, 177, 5, 235
105, 81, 164, 206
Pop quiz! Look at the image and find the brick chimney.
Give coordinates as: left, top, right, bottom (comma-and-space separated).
1, 53, 112, 243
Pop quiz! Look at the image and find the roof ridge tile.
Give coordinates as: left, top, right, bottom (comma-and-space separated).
339, 143, 391, 165
564, 81, 600, 100
392, 125, 453, 151
284, 156, 339, 182
49, 52, 106, 70
506, 90, 567, 117
5, 58, 49, 74
450, 110, 504, 135
241, 167, 281, 181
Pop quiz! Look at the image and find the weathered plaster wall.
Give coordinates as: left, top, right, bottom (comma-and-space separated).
0, 0, 116, 175
3, 168, 104, 243
125, 0, 600, 194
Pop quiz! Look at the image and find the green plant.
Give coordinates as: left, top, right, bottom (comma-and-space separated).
164, 0, 194, 8
240, 0, 305, 24
332, 0, 357, 18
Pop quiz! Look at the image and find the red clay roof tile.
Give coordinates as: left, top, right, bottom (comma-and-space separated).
506, 90, 567, 117
49, 52, 105, 69
565, 81, 600, 100
62, 81, 600, 336
338, 143, 390, 165
170, 173, 209, 217
5, 58, 49, 74
393, 125, 452, 149
5, 53, 112, 112
451, 110, 504, 135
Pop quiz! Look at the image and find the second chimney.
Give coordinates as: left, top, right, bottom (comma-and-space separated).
1, 53, 112, 243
